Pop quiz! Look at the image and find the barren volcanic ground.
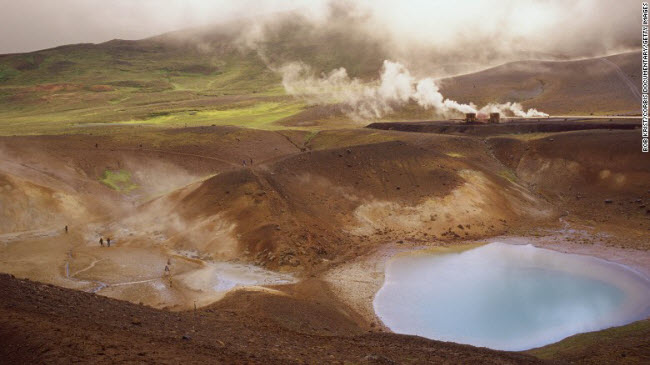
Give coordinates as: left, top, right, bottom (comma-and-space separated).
1, 119, 649, 363
0, 27, 648, 362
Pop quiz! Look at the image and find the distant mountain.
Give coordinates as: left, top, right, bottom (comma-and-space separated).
440, 51, 640, 116
0, 13, 640, 134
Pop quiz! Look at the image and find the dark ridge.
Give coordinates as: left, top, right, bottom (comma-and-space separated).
0, 273, 542, 364
367, 118, 640, 136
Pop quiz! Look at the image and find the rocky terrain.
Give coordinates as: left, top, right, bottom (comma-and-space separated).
0, 15, 648, 363
0, 121, 648, 363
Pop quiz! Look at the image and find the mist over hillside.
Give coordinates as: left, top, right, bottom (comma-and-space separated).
0, 1, 642, 133
1, 2, 649, 364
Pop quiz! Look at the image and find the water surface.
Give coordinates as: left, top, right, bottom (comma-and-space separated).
374, 242, 650, 351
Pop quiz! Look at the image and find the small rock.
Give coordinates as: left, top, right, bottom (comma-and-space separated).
182, 335, 191, 341
604, 199, 613, 204
362, 354, 395, 364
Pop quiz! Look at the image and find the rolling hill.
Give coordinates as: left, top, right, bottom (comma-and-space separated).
0, 17, 642, 135
0, 15, 648, 364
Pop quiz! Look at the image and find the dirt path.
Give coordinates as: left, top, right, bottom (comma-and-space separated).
0, 227, 62, 244
115, 147, 241, 167
70, 257, 105, 277
600, 58, 642, 101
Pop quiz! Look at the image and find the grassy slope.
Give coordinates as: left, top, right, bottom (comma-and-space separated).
526, 319, 650, 363
0, 15, 389, 136
0, 16, 641, 135
0, 38, 298, 135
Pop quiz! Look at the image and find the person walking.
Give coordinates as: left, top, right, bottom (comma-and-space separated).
64, 225, 68, 234
99, 238, 104, 247
165, 265, 173, 288
107, 237, 111, 247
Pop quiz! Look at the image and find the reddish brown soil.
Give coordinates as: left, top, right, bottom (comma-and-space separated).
440, 52, 640, 115
1, 124, 649, 363
0, 274, 543, 364
488, 129, 650, 249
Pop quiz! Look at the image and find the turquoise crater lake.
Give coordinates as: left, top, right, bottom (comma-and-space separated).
373, 242, 650, 351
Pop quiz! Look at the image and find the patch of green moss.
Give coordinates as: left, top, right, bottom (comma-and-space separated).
498, 169, 518, 183
303, 130, 320, 146
0, 66, 19, 82
100, 170, 138, 193
117, 102, 305, 130
526, 319, 650, 361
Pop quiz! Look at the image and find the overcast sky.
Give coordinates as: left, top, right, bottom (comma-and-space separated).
0, 0, 638, 55
0, 0, 314, 54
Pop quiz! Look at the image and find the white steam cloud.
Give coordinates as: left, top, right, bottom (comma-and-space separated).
281, 60, 548, 120
1, 1, 635, 63
240, 0, 637, 79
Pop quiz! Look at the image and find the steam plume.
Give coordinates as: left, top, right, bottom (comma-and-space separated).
281, 60, 548, 119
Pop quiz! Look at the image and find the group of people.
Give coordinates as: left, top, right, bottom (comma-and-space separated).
68, 226, 175, 286
99, 237, 112, 247
64, 225, 113, 248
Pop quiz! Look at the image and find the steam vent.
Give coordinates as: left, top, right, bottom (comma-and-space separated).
465, 112, 477, 123
1, 2, 648, 364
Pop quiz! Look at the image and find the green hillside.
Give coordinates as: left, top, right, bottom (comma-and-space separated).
0, 14, 641, 136
0, 36, 297, 135
0, 13, 392, 136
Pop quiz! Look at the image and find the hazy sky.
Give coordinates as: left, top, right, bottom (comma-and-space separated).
0, 0, 313, 54
0, 0, 638, 55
